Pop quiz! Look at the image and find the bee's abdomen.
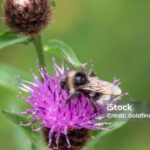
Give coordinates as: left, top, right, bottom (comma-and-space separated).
43, 128, 91, 150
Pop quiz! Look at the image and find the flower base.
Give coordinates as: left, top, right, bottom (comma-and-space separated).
43, 128, 91, 150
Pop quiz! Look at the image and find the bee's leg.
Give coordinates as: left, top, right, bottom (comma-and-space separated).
112, 92, 128, 102
88, 98, 99, 113
65, 92, 81, 104
113, 79, 121, 86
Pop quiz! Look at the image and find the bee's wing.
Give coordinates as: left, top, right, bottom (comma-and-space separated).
79, 77, 118, 95
79, 77, 105, 92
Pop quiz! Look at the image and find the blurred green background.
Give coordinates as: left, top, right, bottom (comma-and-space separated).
0, 0, 150, 150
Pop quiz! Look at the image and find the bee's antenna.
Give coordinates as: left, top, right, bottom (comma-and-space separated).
89, 63, 94, 75
81, 63, 87, 72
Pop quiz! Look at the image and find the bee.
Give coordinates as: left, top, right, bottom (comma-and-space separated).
60, 70, 123, 113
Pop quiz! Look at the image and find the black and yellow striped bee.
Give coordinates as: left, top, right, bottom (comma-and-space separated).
60, 70, 122, 113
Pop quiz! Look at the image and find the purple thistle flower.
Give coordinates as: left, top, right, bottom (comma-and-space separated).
19, 61, 125, 149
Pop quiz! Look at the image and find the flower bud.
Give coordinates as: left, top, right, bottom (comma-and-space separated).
4, 0, 52, 35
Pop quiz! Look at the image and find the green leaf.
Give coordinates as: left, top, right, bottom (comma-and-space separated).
0, 63, 30, 92
83, 112, 130, 150
2, 111, 49, 150
0, 30, 32, 49
44, 39, 82, 67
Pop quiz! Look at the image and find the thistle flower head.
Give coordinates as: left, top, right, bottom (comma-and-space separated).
4, 0, 52, 35
19, 61, 125, 149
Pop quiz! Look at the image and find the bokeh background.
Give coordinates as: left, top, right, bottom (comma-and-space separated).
0, 0, 150, 150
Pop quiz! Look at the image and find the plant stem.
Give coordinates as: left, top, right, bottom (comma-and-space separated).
32, 34, 45, 68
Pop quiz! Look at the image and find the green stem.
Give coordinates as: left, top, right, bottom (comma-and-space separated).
32, 34, 45, 68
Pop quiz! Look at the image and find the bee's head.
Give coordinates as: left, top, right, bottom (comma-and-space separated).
74, 72, 87, 86
60, 71, 88, 91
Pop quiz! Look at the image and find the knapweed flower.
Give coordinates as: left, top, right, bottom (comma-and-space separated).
19, 61, 124, 150
4, 0, 52, 35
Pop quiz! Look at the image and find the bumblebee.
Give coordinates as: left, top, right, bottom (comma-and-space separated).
60, 70, 122, 112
